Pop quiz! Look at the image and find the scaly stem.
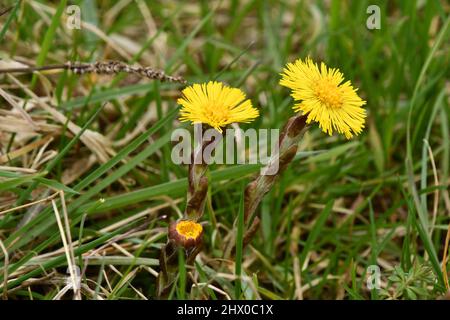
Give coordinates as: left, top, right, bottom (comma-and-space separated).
225, 115, 308, 258
156, 126, 222, 298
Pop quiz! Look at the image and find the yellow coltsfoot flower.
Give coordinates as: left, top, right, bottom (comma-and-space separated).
280, 57, 366, 139
169, 220, 204, 249
177, 81, 259, 132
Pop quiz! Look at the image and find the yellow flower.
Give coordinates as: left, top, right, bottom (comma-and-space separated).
280, 57, 366, 139
177, 81, 259, 132
169, 220, 203, 249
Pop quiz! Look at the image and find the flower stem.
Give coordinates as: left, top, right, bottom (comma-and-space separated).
157, 126, 222, 298
225, 114, 308, 258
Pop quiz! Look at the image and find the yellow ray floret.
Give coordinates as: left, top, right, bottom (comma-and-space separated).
280, 57, 366, 139
177, 81, 259, 132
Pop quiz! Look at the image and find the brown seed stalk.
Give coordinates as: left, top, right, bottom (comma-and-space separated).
0, 60, 186, 84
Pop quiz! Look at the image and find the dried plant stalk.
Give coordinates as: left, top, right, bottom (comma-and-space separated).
0, 61, 186, 84
0, 6, 13, 17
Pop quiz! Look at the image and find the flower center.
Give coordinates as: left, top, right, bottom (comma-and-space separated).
204, 104, 230, 124
314, 79, 343, 108
176, 220, 203, 240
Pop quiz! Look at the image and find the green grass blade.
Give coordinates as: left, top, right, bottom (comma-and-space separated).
0, 0, 20, 42
234, 184, 245, 299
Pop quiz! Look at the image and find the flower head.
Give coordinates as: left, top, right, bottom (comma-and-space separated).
169, 220, 203, 249
177, 81, 259, 132
280, 57, 366, 139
